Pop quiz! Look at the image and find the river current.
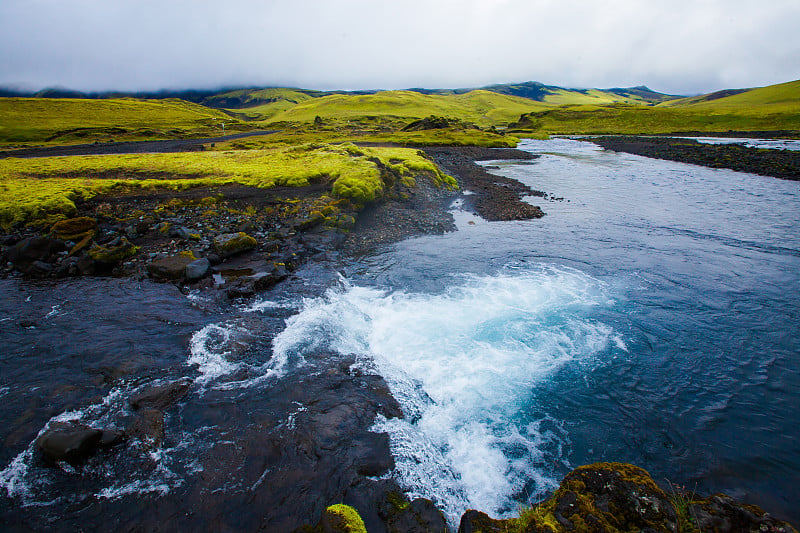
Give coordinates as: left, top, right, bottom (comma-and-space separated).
1, 138, 799, 527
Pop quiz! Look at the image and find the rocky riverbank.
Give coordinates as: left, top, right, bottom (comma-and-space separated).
0, 145, 544, 295
587, 135, 800, 180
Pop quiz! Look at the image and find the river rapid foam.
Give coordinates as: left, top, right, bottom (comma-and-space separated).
273, 266, 620, 521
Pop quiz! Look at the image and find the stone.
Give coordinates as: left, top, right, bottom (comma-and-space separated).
129, 378, 193, 411
127, 408, 165, 447
147, 254, 194, 280
36, 423, 103, 463
385, 497, 448, 533
7, 236, 67, 273
88, 237, 138, 264
51, 217, 97, 240
213, 232, 257, 258
318, 504, 367, 533
185, 257, 210, 280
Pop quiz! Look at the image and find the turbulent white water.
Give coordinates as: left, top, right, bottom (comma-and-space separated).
272, 265, 618, 520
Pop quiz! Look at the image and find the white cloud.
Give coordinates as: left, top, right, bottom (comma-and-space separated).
1, 0, 798, 94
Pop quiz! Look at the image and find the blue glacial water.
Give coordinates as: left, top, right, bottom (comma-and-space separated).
1, 138, 798, 529
278, 138, 800, 522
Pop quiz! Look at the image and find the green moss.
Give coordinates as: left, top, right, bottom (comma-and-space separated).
322, 504, 367, 533
88, 237, 138, 263
0, 97, 241, 144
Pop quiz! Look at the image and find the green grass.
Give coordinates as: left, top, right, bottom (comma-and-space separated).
662, 79, 800, 108
512, 101, 800, 135
0, 97, 244, 145
263, 89, 550, 127
0, 143, 454, 229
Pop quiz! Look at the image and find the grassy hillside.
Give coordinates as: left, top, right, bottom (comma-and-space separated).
663, 79, 800, 109
0, 97, 244, 145
264, 89, 549, 127
511, 79, 800, 135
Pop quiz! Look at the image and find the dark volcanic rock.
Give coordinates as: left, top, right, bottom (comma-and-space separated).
129, 378, 193, 411
35, 422, 123, 463
588, 136, 800, 181
126, 408, 165, 447
185, 257, 210, 280
458, 462, 798, 533
147, 254, 195, 280
424, 146, 545, 221
7, 236, 67, 273
384, 497, 450, 533
691, 494, 797, 533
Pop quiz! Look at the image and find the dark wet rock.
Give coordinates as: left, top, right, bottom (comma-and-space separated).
88, 236, 138, 264
51, 216, 97, 239
126, 408, 165, 447
36, 422, 104, 463
147, 254, 195, 280
129, 378, 193, 411
185, 257, 210, 280
381, 496, 450, 533
458, 462, 797, 533
424, 147, 545, 222
458, 510, 506, 533
588, 136, 800, 181
7, 236, 67, 273
213, 231, 257, 257
691, 494, 796, 533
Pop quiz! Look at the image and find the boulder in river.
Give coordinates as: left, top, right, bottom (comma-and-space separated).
36, 422, 124, 464
129, 378, 193, 411
457, 462, 797, 533
213, 232, 257, 258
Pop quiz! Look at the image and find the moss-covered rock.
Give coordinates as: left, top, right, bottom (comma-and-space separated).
50, 216, 97, 240
319, 504, 367, 533
213, 231, 257, 257
87, 237, 138, 264
458, 462, 797, 533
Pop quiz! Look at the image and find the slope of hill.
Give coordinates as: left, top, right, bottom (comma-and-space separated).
263, 89, 551, 127
0, 97, 241, 144
662, 79, 800, 109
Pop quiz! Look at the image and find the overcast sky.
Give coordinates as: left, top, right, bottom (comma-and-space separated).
1, 0, 799, 96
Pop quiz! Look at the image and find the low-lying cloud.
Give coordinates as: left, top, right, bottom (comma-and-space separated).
2, 0, 799, 95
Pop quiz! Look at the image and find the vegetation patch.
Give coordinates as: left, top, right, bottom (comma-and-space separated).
0, 97, 244, 145
0, 143, 453, 228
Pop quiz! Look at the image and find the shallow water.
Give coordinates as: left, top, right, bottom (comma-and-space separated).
314, 138, 800, 521
1, 138, 799, 527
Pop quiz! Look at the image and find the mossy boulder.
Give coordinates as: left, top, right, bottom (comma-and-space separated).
458, 462, 797, 533
319, 504, 367, 533
213, 232, 257, 258
50, 217, 97, 240
88, 237, 138, 264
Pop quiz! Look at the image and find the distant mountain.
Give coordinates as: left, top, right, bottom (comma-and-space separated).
0, 81, 682, 108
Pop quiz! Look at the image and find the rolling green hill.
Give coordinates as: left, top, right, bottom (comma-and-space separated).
511, 79, 800, 135
0, 97, 243, 144
262, 89, 551, 127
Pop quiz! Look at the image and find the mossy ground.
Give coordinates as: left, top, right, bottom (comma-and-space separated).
0, 142, 454, 229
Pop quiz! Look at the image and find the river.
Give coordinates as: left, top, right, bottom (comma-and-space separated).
1, 137, 799, 528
